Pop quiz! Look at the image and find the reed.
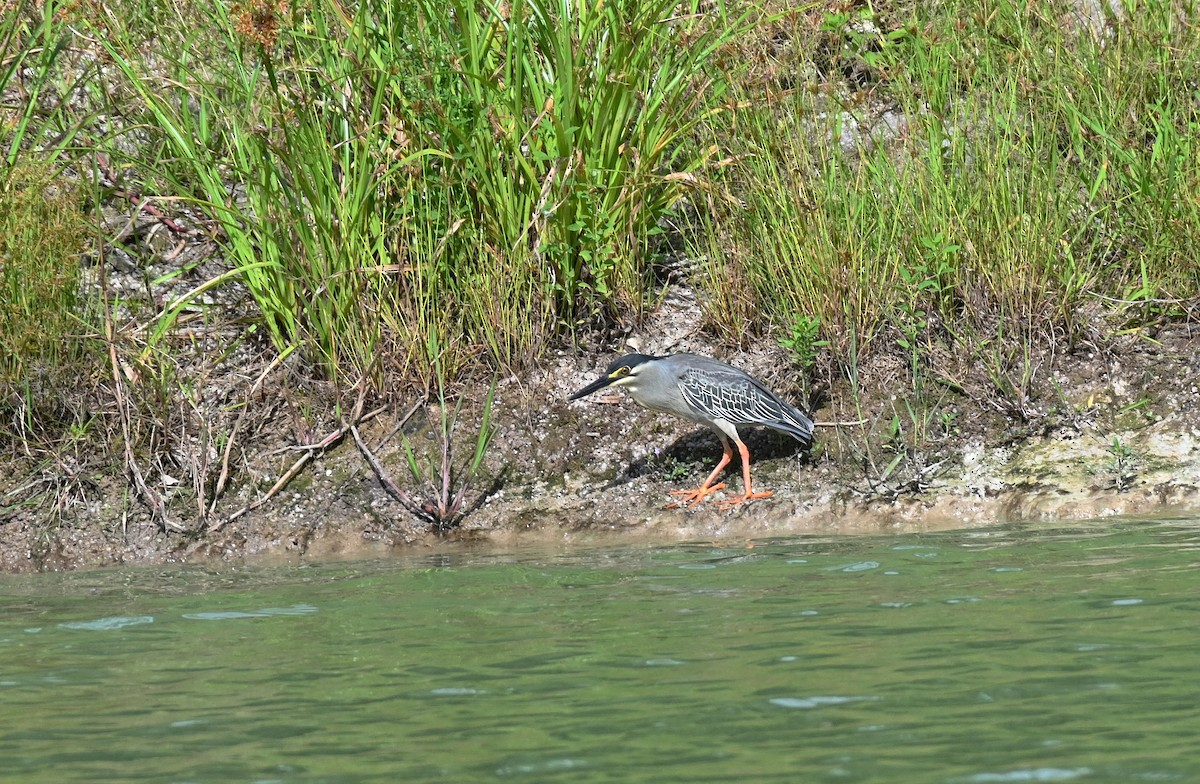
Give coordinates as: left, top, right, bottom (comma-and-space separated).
695, 0, 1199, 366
86, 0, 746, 384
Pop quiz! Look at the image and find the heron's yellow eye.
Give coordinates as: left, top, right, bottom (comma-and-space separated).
612, 366, 631, 378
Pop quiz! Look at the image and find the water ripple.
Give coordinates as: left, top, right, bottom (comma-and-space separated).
770, 695, 880, 709
495, 758, 587, 776
427, 687, 486, 696
834, 561, 881, 573
59, 616, 154, 631
954, 767, 1092, 782
182, 604, 317, 620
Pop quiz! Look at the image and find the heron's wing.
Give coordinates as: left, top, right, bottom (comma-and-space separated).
679, 366, 813, 441
678, 367, 777, 426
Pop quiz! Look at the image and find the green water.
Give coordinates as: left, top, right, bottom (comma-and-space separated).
2, 520, 1199, 783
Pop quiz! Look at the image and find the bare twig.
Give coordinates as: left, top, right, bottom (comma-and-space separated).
101, 250, 182, 532
216, 450, 315, 530
193, 414, 208, 522
95, 151, 193, 235
210, 408, 244, 517
210, 405, 383, 533
372, 399, 423, 452
814, 418, 867, 427
209, 348, 295, 516
351, 424, 434, 523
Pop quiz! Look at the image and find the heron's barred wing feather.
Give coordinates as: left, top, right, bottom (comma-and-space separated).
679, 367, 807, 435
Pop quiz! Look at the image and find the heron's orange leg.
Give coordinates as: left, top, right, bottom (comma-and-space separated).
665, 439, 733, 509
716, 440, 774, 508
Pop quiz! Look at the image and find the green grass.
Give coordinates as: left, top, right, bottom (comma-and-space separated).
696, 0, 1199, 359
1, 0, 94, 172
16, 0, 1192, 393
3, 0, 1200, 527
0, 163, 96, 435
681, 0, 1199, 481
83, 0, 749, 384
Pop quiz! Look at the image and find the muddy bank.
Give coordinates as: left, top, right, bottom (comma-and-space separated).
19, 412, 1197, 574
254, 348, 1200, 560
3, 280, 1198, 573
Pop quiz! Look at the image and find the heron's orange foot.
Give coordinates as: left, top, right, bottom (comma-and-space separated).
665, 483, 726, 509
716, 489, 774, 509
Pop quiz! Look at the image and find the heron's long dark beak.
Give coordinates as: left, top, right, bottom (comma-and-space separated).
569, 374, 615, 401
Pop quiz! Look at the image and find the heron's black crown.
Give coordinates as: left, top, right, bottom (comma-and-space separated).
603, 353, 657, 376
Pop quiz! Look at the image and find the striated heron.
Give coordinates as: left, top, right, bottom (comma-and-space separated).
569, 353, 813, 508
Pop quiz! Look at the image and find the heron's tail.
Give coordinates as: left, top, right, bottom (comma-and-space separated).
776, 405, 814, 444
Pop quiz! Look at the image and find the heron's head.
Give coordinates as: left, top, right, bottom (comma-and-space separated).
568, 354, 657, 401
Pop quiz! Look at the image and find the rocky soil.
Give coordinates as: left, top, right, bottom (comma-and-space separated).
3, 272, 1198, 573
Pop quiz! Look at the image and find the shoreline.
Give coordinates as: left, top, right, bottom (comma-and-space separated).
5, 312, 1198, 573
4, 1, 1200, 574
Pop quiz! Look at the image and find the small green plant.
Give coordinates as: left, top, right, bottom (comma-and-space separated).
391, 374, 498, 534
778, 314, 829, 371
819, 7, 909, 77
1104, 436, 1139, 493
656, 455, 695, 483
855, 415, 946, 504
977, 328, 1038, 421
1117, 398, 1156, 426
937, 409, 959, 441
917, 231, 961, 318
892, 283, 928, 393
